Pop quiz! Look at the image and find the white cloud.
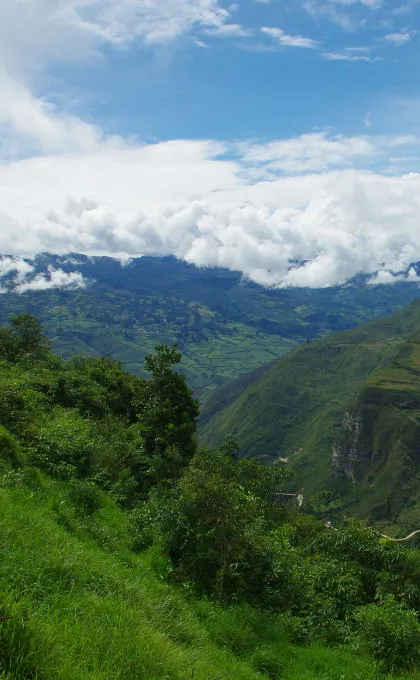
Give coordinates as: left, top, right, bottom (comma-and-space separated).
0, 0, 248, 171
303, 0, 383, 30
261, 26, 319, 48
235, 132, 414, 174
0, 71, 115, 157
383, 32, 412, 45
0, 256, 35, 282
14, 267, 87, 293
0, 0, 232, 70
2, 0, 420, 292
0, 0, 238, 158
367, 267, 420, 285
204, 23, 251, 37
323, 51, 379, 61
2, 136, 420, 288
0, 257, 88, 293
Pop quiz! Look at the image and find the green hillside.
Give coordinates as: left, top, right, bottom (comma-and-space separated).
200, 300, 420, 528
2, 313, 420, 678
1, 254, 420, 398
4, 471, 420, 680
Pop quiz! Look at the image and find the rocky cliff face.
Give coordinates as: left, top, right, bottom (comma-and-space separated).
332, 409, 368, 483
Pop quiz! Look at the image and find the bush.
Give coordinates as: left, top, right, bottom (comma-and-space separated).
353, 596, 420, 671
30, 408, 96, 478
66, 479, 102, 516
0, 425, 23, 468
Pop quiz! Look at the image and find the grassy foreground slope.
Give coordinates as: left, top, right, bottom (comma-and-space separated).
0, 472, 417, 680
200, 300, 420, 526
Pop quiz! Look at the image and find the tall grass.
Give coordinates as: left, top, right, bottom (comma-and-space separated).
0, 471, 418, 680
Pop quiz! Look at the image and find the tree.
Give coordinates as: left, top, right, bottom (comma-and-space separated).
136, 345, 199, 485
160, 446, 288, 601
7, 314, 50, 360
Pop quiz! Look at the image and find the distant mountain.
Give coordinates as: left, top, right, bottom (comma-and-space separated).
200, 300, 420, 529
1, 253, 420, 397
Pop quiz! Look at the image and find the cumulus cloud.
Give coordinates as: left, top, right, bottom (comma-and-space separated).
2, 0, 420, 291
0, 257, 87, 294
3, 139, 420, 288
14, 267, 87, 293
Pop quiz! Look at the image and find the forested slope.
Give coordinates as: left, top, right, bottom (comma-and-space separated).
200, 300, 420, 527
1, 313, 420, 678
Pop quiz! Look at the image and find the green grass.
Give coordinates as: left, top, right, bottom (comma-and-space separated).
0, 468, 413, 680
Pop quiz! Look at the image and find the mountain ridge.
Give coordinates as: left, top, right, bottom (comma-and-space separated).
200, 299, 420, 529
1, 253, 420, 397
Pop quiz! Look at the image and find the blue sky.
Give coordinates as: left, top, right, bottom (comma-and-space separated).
44, 0, 420, 141
1, 0, 420, 290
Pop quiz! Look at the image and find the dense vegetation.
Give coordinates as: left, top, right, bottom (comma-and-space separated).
1, 313, 420, 678
1, 254, 420, 397
200, 299, 420, 530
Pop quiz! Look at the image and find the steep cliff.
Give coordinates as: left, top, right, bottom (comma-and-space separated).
332, 409, 366, 483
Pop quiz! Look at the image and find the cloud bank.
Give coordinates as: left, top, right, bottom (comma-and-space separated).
2, 135, 420, 288
1, 0, 420, 290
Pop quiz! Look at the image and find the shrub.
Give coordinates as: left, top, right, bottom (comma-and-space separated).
30, 408, 96, 478
353, 596, 420, 671
66, 479, 102, 516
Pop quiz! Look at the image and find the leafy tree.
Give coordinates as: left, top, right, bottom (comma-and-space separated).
136, 345, 199, 485
9, 314, 50, 359
52, 356, 143, 421
30, 408, 96, 478
159, 446, 288, 601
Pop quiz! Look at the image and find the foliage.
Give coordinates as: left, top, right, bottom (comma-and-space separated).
0, 425, 23, 468
1, 312, 420, 675
136, 344, 199, 486
157, 446, 289, 601
0, 314, 196, 504
0, 313, 50, 362
353, 597, 420, 671
1, 473, 409, 680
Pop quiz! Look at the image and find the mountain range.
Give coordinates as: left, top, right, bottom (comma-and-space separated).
1, 253, 420, 398
200, 300, 420, 530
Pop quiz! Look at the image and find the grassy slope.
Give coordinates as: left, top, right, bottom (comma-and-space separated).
0, 470, 413, 680
200, 300, 420, 526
